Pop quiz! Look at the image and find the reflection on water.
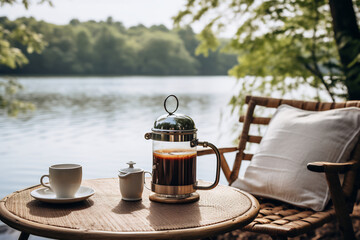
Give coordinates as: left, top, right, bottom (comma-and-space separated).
0, 76, 240, 240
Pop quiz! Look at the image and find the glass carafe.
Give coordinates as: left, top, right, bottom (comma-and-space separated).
145, 95, 221, 203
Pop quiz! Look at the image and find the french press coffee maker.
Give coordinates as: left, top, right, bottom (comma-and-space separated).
144, 95, 221, 203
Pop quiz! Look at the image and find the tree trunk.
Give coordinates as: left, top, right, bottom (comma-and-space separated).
329, 0, 360, 100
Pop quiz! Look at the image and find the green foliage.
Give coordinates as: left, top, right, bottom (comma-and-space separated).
0, 0, 51, 116
0, 18, 238, 76
0, 78, 35, 116
0, 26, 28, 68
138, 32, 198, 75
174, 0, 360, 107
177, 26, 237, 75
0, 1, 49, 69
0, 21, 46, 68
195, 26, 219, 57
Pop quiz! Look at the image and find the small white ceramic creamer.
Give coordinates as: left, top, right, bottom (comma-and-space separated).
118, 161, 150, 201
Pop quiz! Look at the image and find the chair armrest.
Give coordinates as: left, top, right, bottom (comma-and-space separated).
197, 147, 238, 183
307, 160, 357, 173
197, 147, 238, 156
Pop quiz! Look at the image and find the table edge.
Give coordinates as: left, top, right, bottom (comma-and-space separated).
0, 180, 259, 240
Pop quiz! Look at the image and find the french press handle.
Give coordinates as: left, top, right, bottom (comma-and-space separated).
191, 140, 221, 190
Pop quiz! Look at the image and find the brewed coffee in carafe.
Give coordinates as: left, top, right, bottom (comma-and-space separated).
152, 142, 196, 186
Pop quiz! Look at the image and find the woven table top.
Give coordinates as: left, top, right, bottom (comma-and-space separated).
0, 178, 259, 240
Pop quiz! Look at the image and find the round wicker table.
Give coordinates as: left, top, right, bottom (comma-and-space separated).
0, 178, 259, 240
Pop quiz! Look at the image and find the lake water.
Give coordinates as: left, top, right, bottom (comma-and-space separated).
0, 76, 244, 239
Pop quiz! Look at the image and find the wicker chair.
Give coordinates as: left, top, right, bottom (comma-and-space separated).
198, 95, 360, 240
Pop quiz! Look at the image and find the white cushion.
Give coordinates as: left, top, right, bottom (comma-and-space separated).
231, 104, 360, 211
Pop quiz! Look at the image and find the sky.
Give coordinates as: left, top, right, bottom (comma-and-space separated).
0, 0, 188, 29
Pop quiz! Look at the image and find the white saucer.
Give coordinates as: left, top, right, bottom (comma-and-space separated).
30, 186, 95, 204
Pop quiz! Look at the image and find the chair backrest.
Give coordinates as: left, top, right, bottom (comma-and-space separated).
226, 95, 360, 205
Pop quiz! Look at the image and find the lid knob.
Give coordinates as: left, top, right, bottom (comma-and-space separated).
126, 161, 136, 168
164, 95, 179, 115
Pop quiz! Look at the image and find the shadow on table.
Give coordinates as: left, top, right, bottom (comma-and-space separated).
26, 199, 94, 218
111, 200, 146, 214
146, 201, 201, 230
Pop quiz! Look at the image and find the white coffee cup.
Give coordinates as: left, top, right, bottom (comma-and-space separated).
40, 164, 82, 198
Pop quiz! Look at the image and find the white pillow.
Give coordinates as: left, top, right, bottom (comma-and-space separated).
232, 104, 360, 211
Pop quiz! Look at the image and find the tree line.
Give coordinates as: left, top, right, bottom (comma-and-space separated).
0, 17, 237, 76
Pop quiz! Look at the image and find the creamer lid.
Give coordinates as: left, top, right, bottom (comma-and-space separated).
119, 161, 143, 174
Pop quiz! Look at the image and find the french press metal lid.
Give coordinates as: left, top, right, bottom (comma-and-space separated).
144, 95, 197, 143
